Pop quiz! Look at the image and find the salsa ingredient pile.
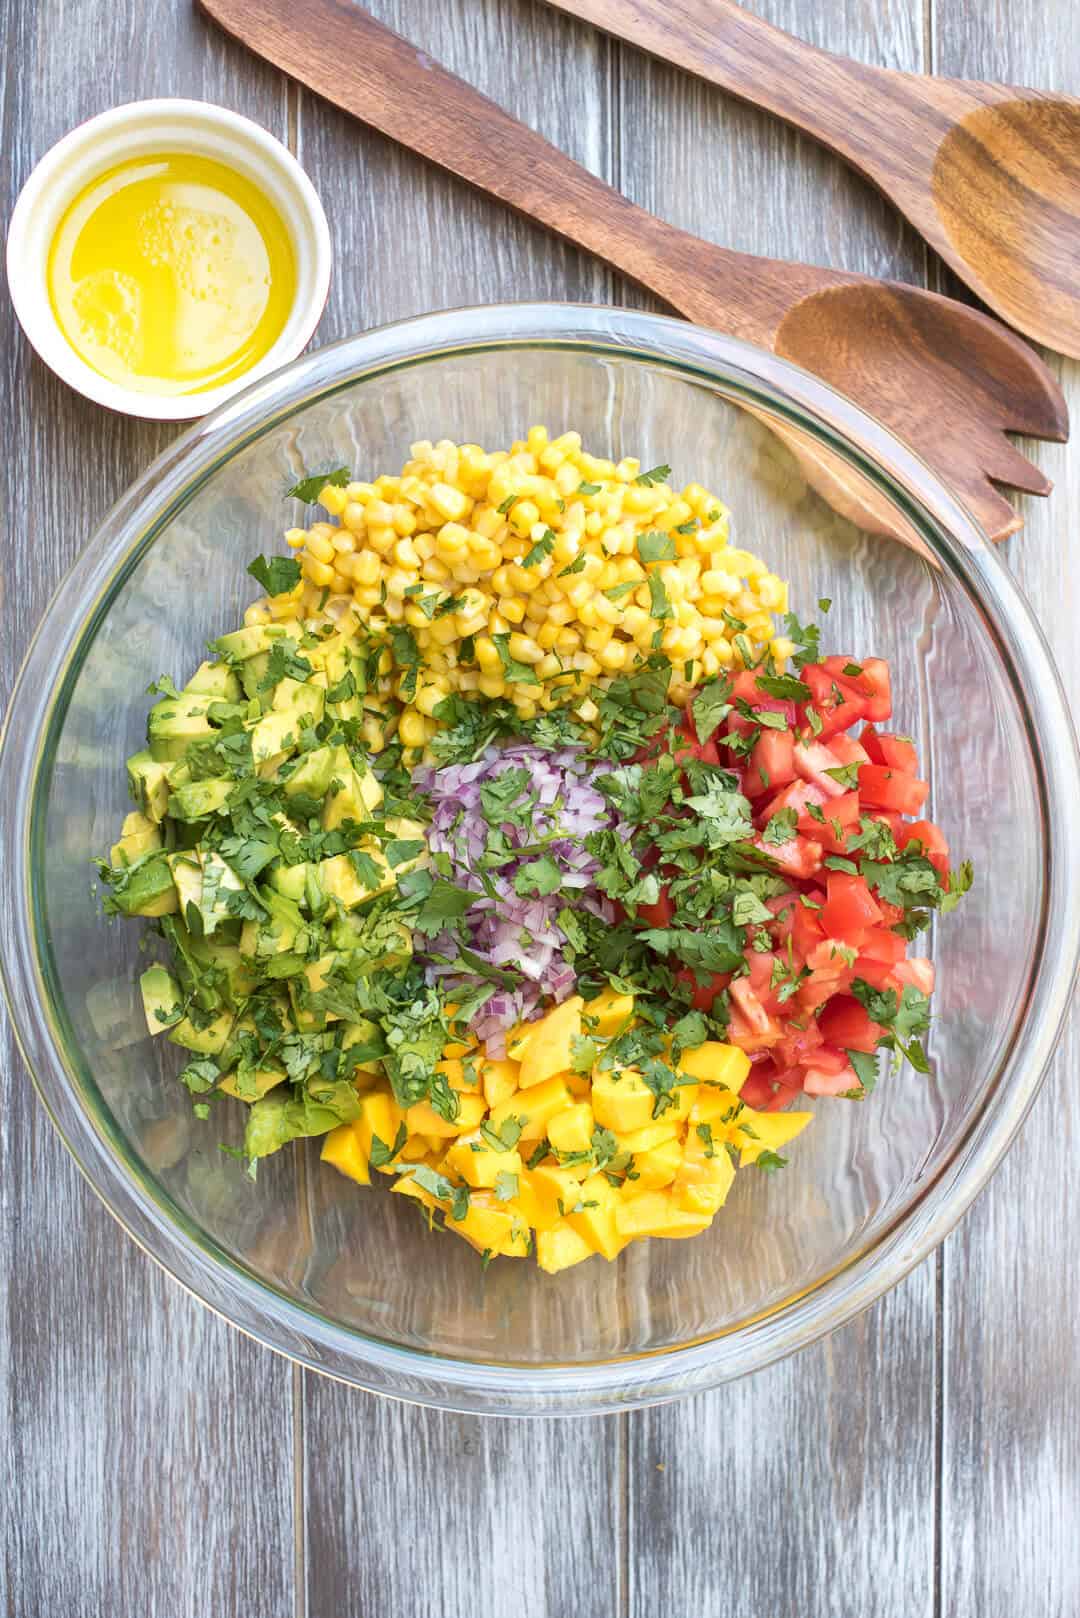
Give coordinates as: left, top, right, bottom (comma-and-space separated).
100, 429, 970, 1273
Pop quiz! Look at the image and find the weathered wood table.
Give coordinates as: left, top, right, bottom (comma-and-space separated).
3, 2, 1078, 1612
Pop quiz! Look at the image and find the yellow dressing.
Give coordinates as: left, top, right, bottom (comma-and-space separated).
47, 153, 295, 395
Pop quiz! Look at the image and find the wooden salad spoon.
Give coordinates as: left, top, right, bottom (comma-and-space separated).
197, 0, 1068, 542
543, 0, 1080, 362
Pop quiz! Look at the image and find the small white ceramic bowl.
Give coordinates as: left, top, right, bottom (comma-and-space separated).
6, 98, 332, 421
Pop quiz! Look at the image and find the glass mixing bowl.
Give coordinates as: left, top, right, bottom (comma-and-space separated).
3, 304, 1078, 1416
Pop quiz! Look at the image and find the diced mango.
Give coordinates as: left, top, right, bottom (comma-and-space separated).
450, 1192, 530, 1258
677, 1041, 750, 1093
584, 986, 635, 1037
614, 1190, 714, 1241
738, 1109, 813, 1165
547, 1102, 594, 1156
444, 1132, 523, 1189
592, 1070, 697, 1135
518, 995, 583, 1089
437, 1055, 482, 1094
488, 1076, 574, 1141
527, 1162, 591, 1229
505, 1020, 536, 1063
689, 1085, 743, 1126
480, 1057, 519, 1109
673, 1129, 736, 1213
406, 1093, 487, 1138
623, 1137, 683, 1193
536, 1220, 594, 1274
566, 1172, 626, 1260
397, 1133, 432, 1163
614, 1120, 681, 1154
355, 1090, 405, 1163
321, 1123, 370, 1185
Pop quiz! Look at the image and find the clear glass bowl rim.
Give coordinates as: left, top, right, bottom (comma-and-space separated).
2, 301, 1078, 1416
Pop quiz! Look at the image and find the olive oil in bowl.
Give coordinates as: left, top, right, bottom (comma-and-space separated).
47, 152, 296, 396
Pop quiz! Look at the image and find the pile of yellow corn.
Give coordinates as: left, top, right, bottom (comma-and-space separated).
246, 428, 792, 759
319, 988, 811, 1272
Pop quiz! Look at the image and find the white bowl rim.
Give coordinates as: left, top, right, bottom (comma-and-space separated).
1, 301, 1077, 1415
5, 97, 332, 421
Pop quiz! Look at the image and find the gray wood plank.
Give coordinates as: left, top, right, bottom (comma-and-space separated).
930, 13, 1080, 1616
296, 7, 623, 1615
0, 6, 297, 1615
611, 5, 936, 1615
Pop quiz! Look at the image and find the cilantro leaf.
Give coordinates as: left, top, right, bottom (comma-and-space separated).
756, 1150, 788, 1173
780, 611, 821, 670
635, 463, 671, 487
648, 573, 673, 621
246, 554, 302, 597
753, 673, 812, 702
513, 856, 562, 897
845, 1048, 879, 1098
570, 1034, 598, 1075
285, 467, 350, 504
691, 679, 733, 745
762, 808, 798, 847
523, 529, 556, 568
369, 1121, 408, 1169
638, 531, 677, 563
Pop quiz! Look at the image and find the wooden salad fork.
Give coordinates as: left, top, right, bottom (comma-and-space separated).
543, 0, 1080, 363
197, 0, 1068, 542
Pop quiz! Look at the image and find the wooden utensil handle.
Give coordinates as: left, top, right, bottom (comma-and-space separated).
197, 0, 772, 329
545, 0, 936, 167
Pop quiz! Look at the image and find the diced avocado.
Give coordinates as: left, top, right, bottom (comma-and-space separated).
218, 1065, 286, 1102
110, 813, 162, 868
272, 676, 324, 725
288, 953, 341, 1030
383, 817, 429, 877
240, 889, 308, 960
165, 759, 192, 788
140, 965, 183, 1035
109, 853, 178, 918
322, 758, 383, 829
183, 660, 241, 702
168, 1008, 236, 1056
167, 851, 203, 917
126, 750, 171, 822
305, 633, 352, 682
320, 849, 393, 908
199, 850, 244, 935
269, 862, 309, 903
342, 1017, 385, 1073
169, 778, 233, 822
147, 694, 216, 762
249, 708, 304, 764
243, 1080, 361, 1160
212, 622, 301, 663
203, 938, 258, 1001
282, 744, 336, 802
239, 652, 269, 701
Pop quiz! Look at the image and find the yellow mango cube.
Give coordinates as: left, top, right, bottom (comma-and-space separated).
536, 1220, 594, 1274
584, 987, 635, 1037
397, 1133, 433, 1163
451, 1192, 529, 1258
443, 1132, 523, 1190
435, 1055, 482, 1094
488, 1076, 574, 1141
738, 1108, 813, 1166
547, 1102, 594, 1156
614, 1120, 681, 1155
678, 1041, 750, 1093
614, 1190, 713, 1241
406, 1093, 486, 1138
320, 1122, 370, 1185
518, 995, 583, 1088
689, 1085, 743, 1127
355, 1090, 405, 1164
624, 1137, 683, 1193
592, 1070, 697, 1135
505, 1020, 536, 1063
566, 1172, 626, 1260
673, 1130, 736, 1213
480, 1057, 519, 1109
527, 1162, 591, 1228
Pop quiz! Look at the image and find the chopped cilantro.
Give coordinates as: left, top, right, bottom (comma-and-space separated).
284, 467, 349, 504
246, 554, 302, 597
635, 463, 671, 487
638, 531, 677, 563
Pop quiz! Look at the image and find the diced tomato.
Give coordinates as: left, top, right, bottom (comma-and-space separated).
761, 778, 829, 825
675, 967, 730, 1012
860, 724, 918, 773
898, 817, 950, 877
850, 957, 898, 992
803, 1057, 859, 1096
635, 885, 674, 928
746, 728, 795, 796
740, 1060, 806, 1112
793, 740, 848, 797
730, 976, 778, 1033
792, 894, 827, 959
774, 1019, 825, 1071
858, 926, 908, 966
859, 658, 892, 722
859, 764, 929, 816
674, 736, 720, 770
727, 1005, 783, 1054
744, 949, 782, 1010
893, 958, 935, 995
821, 871, 883, 941
817, 994, 885, 1054
828, 732, 870, 768
753, 832, 823, 880
801, 664, 868, 740
797, 789, 860, 853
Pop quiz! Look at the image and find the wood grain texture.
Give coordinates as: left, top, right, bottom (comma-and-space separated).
931, 15, 1080, 1616
543, 0, 1080, 359
0, 6, 297, 1616
199, 0, 1069, 545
